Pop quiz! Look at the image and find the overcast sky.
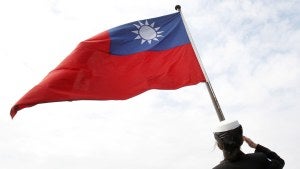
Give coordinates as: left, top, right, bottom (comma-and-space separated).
1, 0, 299, 168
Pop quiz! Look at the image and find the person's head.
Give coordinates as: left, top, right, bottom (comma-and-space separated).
213, 120, 243, 161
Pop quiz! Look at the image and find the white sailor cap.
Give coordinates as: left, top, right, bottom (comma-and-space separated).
214, 120, 241, 133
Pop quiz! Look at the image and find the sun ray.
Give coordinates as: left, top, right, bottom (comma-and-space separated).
138, 21, 144, 26
133, 24, 140, 29
132, 30, 139, 34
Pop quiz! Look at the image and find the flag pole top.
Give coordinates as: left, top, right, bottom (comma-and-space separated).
175, 5, 181, 12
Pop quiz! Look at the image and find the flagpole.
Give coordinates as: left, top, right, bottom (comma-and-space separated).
175, 5, 225, 121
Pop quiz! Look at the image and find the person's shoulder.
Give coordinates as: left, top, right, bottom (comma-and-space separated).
212, 164, 222, 169
212, 161, 229, 169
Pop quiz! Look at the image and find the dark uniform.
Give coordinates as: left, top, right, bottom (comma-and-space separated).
213, 144, 285, 169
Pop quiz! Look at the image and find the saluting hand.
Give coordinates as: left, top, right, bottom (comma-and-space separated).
243, 136, 258, 149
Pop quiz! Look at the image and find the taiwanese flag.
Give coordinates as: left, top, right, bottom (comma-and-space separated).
11, 12, 206, 118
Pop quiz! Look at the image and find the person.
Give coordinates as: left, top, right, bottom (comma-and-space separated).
213, 120, 285, 169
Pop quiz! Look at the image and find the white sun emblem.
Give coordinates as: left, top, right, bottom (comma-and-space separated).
132, 20, 163, 44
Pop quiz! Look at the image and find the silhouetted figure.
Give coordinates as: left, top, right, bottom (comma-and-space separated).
213, 120, 285, 169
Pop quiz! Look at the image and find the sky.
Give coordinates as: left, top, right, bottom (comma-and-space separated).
1, 0, 299, 168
